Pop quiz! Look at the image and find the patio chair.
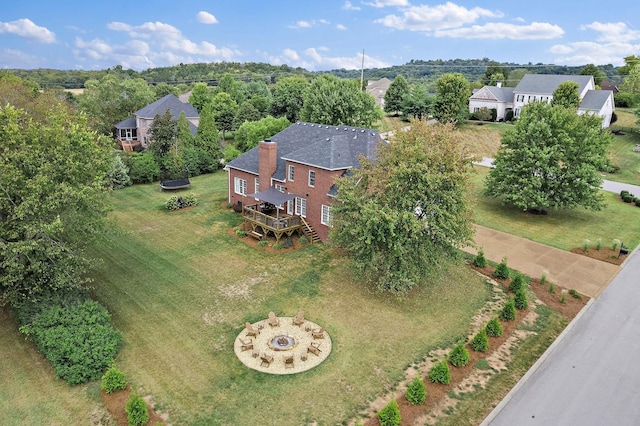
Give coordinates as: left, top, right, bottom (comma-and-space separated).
240, 338, 253, 352
307, 342, 321, 356
311, 326, 325, 339
260, 353, 273, 367
292, 310, 305, 326
284, 354, 294, 369
268, 311, 280, 327
245, 322, 260, 338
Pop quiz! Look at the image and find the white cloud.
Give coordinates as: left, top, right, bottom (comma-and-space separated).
262, 47, 391, 71
343, 1, 361, 11
0, 47, 42, 68
375, 2, 503, 32
550, 40, 640, 65
0, 18, 56, 43
581, 21, 640, 43
75, 20, 241, 69
337, 24, 347, 30
197, 11, 218, 24
364, 0, 409, 7
435, 22, 564, 40
289, 19, 331, 29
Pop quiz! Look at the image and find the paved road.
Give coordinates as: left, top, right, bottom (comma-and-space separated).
482, 249, 640, 426
474, 157, 640, 195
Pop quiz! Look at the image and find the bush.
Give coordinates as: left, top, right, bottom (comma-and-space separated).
500, 298, 516, 321
299, 235, 309, 245
548, 282, 556, 293
473, 249, 486, 268
635, 199, 640, 207
101, 365, 127, 394
493, 257, 510, 280
514, 288, 528, 310
561, 293, 567, 304
166, 193, 198, 211
129, 152, 159, 184
258, 240, 269, 247
569, 289, 583, 300
428, 361, 451, 384
406, 376, 427, 405
449, 343, 470, 367
125, 392, 149, 426
621, 190, 629, 197
23, 300, 122, 385
378, 399, 401, 426
623, 194, 634, 203
235, 228, 247, 237
470, 329, 489, 352
485, 317, 503, 337
508, 273, 524, 293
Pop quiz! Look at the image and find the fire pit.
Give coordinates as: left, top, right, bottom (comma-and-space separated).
269, 335, 296, 351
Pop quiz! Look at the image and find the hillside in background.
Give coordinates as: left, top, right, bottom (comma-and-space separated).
6, 58, 623, 89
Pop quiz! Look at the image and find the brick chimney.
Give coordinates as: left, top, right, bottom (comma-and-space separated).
258, 139, 277, 190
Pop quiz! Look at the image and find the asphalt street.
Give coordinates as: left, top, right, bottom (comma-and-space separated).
482, 249, 640, 426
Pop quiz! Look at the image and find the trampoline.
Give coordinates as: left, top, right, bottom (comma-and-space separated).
160, 178, 191, 190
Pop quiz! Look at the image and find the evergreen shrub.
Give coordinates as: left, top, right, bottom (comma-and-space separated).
486, 317, 503, 337
428, 361, 451, 384
406, 376, 427, 405
378, 399, 401, 426
449, 343, 470, 367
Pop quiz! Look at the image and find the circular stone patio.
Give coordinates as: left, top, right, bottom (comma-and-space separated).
234, 316, 332, 374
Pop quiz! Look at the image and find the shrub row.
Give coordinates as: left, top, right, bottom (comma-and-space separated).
620, 190, 640, 207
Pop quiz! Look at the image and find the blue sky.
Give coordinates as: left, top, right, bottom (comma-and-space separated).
2, 1, 639, 71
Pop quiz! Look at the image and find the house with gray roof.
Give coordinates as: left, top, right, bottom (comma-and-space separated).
469, 74, 615, 128
115, 94, 199, 151
366, 78, 392, 107
224, 122, 384, 242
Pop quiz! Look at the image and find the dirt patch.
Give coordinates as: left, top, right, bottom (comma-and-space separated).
101, 386, 167, 426
569, 246, 626, 265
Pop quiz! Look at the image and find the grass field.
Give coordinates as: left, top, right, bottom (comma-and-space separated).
603, 108, 640, 186
0, 172, 490, 425
471, 166, 640, 251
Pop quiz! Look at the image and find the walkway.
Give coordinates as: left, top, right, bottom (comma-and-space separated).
474, 157, 640, 195
482, 248, 640, 426
467, 226, 620, 298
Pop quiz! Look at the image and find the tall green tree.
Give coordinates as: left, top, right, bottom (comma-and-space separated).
300, 75, 382, 127
551, 81, 580, 109
234, 116, 290, 152
618, 55, 640, 75
233, 101, 261, 129
483, 61, 510, 86
195, 103, 221, 157
79, 74, 155, 135
0, 100, 112, 305
210, 92, 239, 140
271, 75, 309, 122
401, 84, 434, 120
330, 120, 474, 293
384, 75, 409, 115
485, 102, 611, 213
189, 82, 212, 113
580, 64, 606, 86
216, 73, 246, 105
433, 73, 470, 125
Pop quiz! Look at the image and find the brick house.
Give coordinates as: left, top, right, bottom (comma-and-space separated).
115, 94, 199, 151
224, 122, 384, 242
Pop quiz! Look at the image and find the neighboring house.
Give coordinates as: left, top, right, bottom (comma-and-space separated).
115, 94, 199, 151
599, 81, 619, 94
224, 122, 384, 242
366, 77, 392, 107
469, 74, 615, 128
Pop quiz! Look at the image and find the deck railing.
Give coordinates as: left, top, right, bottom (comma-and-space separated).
243, 206, 301, 231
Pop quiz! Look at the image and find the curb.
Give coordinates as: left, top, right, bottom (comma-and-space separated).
479, 296, 596, 426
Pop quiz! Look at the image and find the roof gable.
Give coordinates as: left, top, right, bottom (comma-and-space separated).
135, 94, 199, 120
470, 86, 514, 103
579, 90, 613, 112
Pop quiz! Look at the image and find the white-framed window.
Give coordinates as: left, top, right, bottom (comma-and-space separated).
321, 205, 332, 226
275, 184, 285, 193
254, 178, 260, 200
295, 197, 307, 217
287, 200, 293, 215
308, 170, 315, 187
288, 165, 295, 181
234, 177, 247, 195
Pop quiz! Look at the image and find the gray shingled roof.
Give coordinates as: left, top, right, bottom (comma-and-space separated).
115, 117, 136, 129
579, 90, 613, 112
135, 94, 199, 120
470, 86, 514, 102
514, 74, 593, 96
225, 122, 384, 180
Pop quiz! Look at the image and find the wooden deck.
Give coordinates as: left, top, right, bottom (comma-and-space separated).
243, 205, 302, 242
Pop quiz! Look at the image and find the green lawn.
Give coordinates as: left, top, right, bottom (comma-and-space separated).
0, 172, 489, 425
602, 108, 640, 186
471, 166, 640, 251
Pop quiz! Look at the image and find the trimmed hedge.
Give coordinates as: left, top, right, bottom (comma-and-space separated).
406, 376, 427, 405
428, 361, 451, 384
378, 399, 401, 426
